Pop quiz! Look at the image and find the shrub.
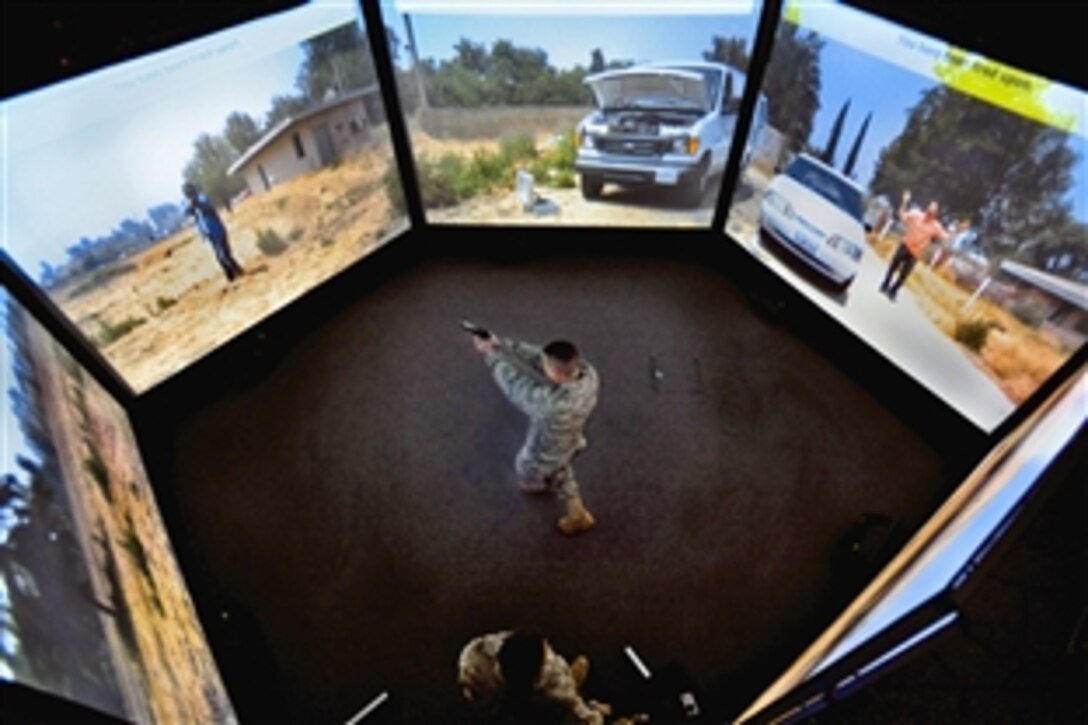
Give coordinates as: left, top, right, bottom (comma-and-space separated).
499, 134, 538, 164
464, 149, 513, 191
84, 449, 112, 502
553, 169, 576, 188
416, 154, 467, 208
98, 316, 146, 345
119, 518, 153, 583
256, 228, 288, 256
550, 128, 578, 172
384, 166, 406, 214
954, 318, 993, 352
155, 296, 176, 313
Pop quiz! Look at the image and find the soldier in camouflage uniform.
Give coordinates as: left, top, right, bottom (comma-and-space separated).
458, 629, 607, 723
473, 333, 599, 535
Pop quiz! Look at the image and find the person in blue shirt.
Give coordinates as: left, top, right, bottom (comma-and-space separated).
182, 182, 245, 282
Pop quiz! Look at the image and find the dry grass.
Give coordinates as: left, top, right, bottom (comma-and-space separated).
53, 142, 406, 392
26, 322, 236, 722
868, 231, 1068, 404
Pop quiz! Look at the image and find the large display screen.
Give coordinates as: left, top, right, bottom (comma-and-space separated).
725, 1, 1087, 432
1, 3, 409, 393
385, 0, 763, 227
1, 286, 236, 722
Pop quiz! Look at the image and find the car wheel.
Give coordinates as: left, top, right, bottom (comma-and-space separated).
581, 174, 604, 200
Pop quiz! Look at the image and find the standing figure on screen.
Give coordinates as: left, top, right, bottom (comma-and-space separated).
879, 189, 958, 301
182, 182, 245, 282
470, 326, 599, 535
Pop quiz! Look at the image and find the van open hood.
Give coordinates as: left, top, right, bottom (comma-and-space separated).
585, 67, 709, 112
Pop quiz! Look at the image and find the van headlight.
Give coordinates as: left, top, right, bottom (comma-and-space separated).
671, 136, 699, 155
579, 129, 595, 148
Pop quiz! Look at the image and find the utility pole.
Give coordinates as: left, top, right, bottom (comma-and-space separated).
403, 13, 429, 116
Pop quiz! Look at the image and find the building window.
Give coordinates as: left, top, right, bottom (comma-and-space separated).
292, 133, 305, 159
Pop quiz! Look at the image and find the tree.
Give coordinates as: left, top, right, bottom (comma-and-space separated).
590, 48, 605, 74
454, 38, 488, 74
819, 99, 850, 166
761, 23, 824, 153
264, 93, 311, 130
842, 111, 871, 179
422, 38, 591, 107
703, 35, 750, 71
183, 133, 245, 210
146, 202, 185, 238
296, 22, 376, 102
223, 112, 262, 156
870, 86, 1079, 266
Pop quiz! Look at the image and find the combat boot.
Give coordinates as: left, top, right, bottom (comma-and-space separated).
558, 496, 595, 535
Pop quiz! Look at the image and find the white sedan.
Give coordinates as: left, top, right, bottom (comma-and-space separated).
759, 153, 867, 291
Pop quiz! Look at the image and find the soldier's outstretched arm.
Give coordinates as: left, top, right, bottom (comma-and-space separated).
498, 337, 543, 367
486, 352, 555, 416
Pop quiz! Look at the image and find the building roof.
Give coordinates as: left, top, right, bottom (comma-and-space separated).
1000, 259, 1088, 311
227, 84, 379, 176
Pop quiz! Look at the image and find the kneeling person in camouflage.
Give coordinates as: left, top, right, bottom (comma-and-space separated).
473, 331, 599, 535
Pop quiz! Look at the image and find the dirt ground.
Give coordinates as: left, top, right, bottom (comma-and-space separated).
425, 183, 717, 227
26, 318, 235, 722
52, 143, 408, 393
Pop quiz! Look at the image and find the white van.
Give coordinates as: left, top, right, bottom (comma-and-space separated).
575, 61, 768, 207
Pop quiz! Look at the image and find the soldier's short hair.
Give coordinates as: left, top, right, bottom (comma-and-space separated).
498, 631, 545, 695
544, 340, 579, 364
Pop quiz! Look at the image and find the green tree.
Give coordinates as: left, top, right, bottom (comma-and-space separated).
703, 35, 750, 71
223, 111, 262, 155
423, 38, 590, 107
819, 99, 850, 166
183, 133, 245, 209
842, 111, 871, 179
454, 37, 489, 74
761, 23, 824, 153
264, 93, 311, 130
296, 22, 376, 102
870, 86, 1079, 265
590, 48, 605, 74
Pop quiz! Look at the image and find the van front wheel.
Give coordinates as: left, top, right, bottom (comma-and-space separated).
581, 174, 604, 200
678, 171, 706, 208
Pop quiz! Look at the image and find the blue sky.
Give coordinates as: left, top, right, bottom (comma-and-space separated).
1, 5, 359, 278
783, 19, 1087, 224
396, 11, 760, 72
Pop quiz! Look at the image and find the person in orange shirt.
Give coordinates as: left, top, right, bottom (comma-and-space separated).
879, 189, 950, 301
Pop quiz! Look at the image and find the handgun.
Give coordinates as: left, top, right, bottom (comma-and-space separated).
461, 320, 492, 339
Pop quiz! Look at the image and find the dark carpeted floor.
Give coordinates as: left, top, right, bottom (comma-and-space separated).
157, 253, 950, 722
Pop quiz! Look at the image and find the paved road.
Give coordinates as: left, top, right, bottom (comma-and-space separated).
726, 171, 1015, 432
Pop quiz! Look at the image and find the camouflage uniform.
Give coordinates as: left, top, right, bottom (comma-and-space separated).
458, 630, 603, 724
485, 339, 599, 499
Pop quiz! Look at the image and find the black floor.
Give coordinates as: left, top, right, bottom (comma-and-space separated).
149, 251, 962, 722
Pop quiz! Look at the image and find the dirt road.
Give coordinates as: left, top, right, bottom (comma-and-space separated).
727, 168, 1015, 430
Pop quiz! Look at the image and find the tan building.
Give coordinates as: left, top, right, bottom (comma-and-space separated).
228, 85, 382, 195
